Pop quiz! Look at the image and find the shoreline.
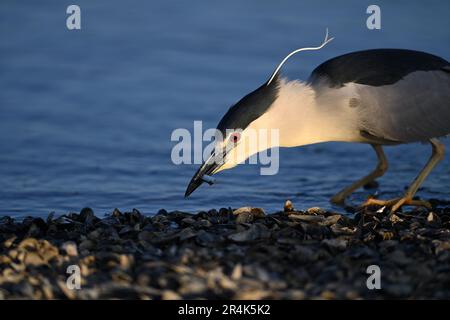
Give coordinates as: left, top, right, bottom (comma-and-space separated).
0, 203, 449, 299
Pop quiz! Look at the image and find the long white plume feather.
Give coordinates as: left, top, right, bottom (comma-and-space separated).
266, 29, 334, 85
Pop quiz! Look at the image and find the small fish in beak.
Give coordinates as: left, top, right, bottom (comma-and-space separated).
201, 174, 216, 185
184, 151, 223, 197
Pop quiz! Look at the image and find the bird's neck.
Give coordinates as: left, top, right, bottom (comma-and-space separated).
248, 78, 358, 147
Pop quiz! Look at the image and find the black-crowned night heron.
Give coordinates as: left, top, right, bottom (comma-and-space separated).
185, 31, 449, 212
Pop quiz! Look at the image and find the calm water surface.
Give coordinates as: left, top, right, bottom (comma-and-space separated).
0, 1, 449, 218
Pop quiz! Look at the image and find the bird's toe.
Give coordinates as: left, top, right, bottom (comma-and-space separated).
360, 196, 432, 213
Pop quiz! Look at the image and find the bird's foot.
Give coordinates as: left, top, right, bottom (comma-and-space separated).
360, 196, 432, 212
330, 194, 346, 206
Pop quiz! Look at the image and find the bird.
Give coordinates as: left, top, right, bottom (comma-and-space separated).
185, 30, 450, 212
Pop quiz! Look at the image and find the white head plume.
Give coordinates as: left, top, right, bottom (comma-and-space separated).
266, 29, 334, 85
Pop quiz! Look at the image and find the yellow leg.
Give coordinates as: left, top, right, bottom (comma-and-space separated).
363, 139, 445, 212
331, 144, 388, 205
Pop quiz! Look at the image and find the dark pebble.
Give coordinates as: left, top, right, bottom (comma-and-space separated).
0, 203, 449, 300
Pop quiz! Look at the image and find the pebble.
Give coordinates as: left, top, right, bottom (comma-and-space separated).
231, 263, 242, 280
228, 224, 270, 242
283, 200, 294, 212
162, 290, 182, 300
306, 207, 326, 215
288, 214, 325, 223
235, 212, 254, 224
427, 212, 441, 225
79, 239, 95, 252
0, 204, 449, 299
322, 238, 348, 251
389, 213, 404, 224
61, 242, 78, 257
233, 207, 266, 224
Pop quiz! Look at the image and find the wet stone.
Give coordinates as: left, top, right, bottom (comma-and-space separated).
178, 228, 197, 242
306, 207, 326, 215
283, 200, 295, 212
322, 238, 348, 251
80, 207, 95, 223
228, 224, 270, 242
233, 207, 266, 224
289, 214, 325, 223
61, 242, 78, 257
0, 204, 449, 299
235, 212, 254, 224
195, 230, 220, 246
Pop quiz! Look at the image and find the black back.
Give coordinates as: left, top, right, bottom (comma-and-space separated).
309, 49, 449, 87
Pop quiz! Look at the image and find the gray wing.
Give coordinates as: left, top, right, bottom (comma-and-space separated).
309, 49, 450, 143
352, 68, 450, 143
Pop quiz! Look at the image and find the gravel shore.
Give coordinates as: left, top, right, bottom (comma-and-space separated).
1, 201, 450, 299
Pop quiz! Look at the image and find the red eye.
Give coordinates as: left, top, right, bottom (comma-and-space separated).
230, 132, 240, 143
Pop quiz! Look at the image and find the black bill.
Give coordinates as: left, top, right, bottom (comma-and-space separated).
184, 152, 223, 197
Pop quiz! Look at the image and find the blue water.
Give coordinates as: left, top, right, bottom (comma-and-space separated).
0, 1, 449, 218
